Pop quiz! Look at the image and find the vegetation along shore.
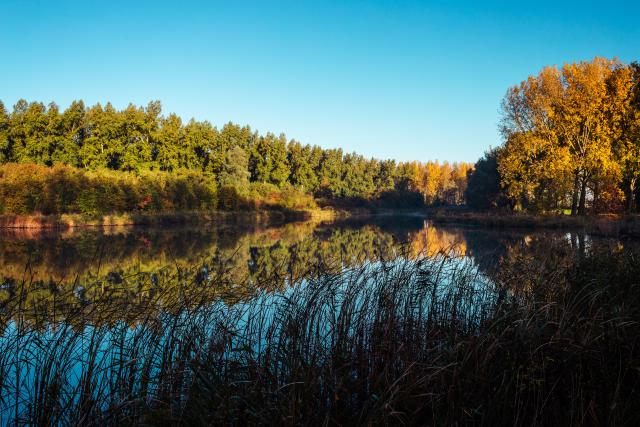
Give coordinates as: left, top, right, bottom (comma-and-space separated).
1, 58, 639, 223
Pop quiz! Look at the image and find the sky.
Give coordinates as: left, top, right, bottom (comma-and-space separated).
1, 1, 639, 163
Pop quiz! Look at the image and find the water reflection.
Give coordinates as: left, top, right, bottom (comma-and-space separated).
0, 216, 637, 424
0, 216, 631, 329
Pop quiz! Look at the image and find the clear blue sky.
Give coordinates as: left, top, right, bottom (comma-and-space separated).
1, 1, 638, 162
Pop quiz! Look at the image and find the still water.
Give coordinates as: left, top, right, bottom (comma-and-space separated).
0, 215, 632, 423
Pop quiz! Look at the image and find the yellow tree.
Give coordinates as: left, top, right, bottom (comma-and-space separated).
500, 57, 631, 215
613, 62, 640, 212
557, 58, 628, 214
424, 161, 444, 204
498, 132, 572, 212
499, 65, 573, 212
449, 162, 473, 204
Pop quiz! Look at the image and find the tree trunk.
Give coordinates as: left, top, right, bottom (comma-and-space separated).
578, 232, 586, 258
578, 177, 587, 216
628, 178, 637, 213
571, 172, 580, 216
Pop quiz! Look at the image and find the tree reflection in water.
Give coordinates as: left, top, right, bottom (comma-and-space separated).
0, 217, 636, 425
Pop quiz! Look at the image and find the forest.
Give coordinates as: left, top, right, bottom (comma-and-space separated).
0, 57, 638, 216
0, 98, 470, 214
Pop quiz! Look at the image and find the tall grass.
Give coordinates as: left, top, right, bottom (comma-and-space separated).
0, 247, 639, 425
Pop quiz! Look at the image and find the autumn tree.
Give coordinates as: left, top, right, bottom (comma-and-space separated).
500, 57, 632, 214
615, 62, 640, 212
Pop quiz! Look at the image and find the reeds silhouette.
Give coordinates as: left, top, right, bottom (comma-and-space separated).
0, 244, 638, 426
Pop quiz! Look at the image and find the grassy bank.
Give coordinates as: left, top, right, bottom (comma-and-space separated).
0, 208, 339, 229
429, 210, 640, 237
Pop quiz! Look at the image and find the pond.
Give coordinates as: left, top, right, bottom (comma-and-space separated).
0, 215, 635, 424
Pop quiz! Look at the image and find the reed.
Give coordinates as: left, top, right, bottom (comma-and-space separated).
0, 247, 638, 425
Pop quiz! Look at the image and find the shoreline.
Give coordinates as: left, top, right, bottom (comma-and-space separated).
427, 211, 640, 237
0, 208, 340, 230
4, 207, 640, 239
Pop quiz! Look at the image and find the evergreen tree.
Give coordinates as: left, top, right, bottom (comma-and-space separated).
376, 159, 397, 194
465, 149, 504, 210
269, 133, 289, 187
220, 145, 250, 187
52, 100, 86, 167
287, 141, 317, 190
250, 133, 273, 183
317, 148, 343, 197
0, 101, 8, 162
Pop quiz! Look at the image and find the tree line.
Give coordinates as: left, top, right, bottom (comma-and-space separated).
466, 57, 640, 215
5, 57, 634, 217
0, 99, 471, 212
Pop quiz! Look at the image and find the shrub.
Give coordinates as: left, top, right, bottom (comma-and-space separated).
0, 163, 218, 215
0, 163, 319, 215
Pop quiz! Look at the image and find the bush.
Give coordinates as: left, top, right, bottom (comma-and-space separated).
217, 182, 316, 212
0, 163, 218, 215
0, 163, 319, 215
277, 185, 316, 210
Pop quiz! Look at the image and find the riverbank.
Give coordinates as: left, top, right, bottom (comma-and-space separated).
0, 208, 340, 230
428, 210, 640, 237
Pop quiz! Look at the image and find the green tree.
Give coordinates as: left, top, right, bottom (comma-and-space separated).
0, 97, 486, 209
218, 123, 254, 178
80, 103, 117, 169
51, 100, 86, 167
287, 140, 314, 189
249, 133, 273, 183
341, 153, 375, 199
116, 103, 156, 171
219, 145, 250, 187
9, 100, 49, 164
155, 113, 184, 171
375, 159, 396, 194
269, 133, 289, 187
466, 149, 506, 210
317, 148, 343, 197
183, 119, 218, 173
0, 101, 8, 162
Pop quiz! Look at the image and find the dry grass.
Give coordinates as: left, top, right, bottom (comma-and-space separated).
0, 209, 329, 230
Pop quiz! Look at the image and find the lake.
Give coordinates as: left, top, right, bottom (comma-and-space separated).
0, 215, 636, 424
